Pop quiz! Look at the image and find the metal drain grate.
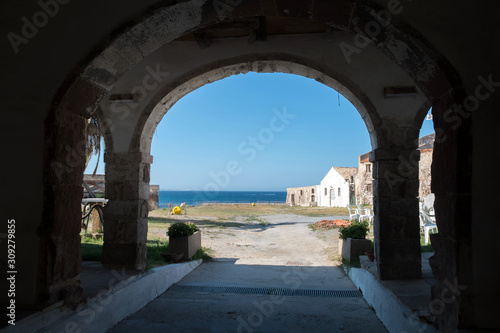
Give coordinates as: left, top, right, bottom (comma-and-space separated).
169, 285, 362, 298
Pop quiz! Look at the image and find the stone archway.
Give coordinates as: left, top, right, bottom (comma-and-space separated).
40, 2, 468, 330
100, 38, 429, 274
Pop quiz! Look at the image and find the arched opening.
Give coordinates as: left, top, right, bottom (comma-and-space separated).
35, 3, 473, 331
141, 71, 372, 264
418, 108, 437, 252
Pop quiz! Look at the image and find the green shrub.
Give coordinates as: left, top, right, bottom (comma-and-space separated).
339, 220, 369, 240
167, 222, 199, 238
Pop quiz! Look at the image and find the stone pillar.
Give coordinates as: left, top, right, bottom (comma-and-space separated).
428, 94, 473, 331
40, 108, 86, 307
371, 147, 422, 280
149, 185, 160, 211
102, 152, 152, 270
90, 209, 103, 234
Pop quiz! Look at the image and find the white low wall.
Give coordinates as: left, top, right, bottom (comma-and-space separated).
3, 260, 202, 333
349, 267, 438, 333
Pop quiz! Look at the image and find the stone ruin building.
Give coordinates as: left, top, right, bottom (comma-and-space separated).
288, 133, 435, 206
356, 132, 436, 204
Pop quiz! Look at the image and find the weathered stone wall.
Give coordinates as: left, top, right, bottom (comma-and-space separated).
355, 152, 374, 205
357, 134, 434, 205
83, 174, 159, 211
286, 186, 318, 206
149, 185, 160, 211
419, 149, 433, 199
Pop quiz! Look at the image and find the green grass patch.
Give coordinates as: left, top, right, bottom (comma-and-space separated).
81, 235, 214, 270
145, 239, 170, 270
244, 215, 266, 223
149, 216, 242, 229
286, 206, 348, 217
196, 219, 242, 228
191, 247, 213, 261
420, 234, 434, 252
150, 205, 348, 219
341, 257, 361, 268
148, 216, 178, 228
81, 236, 103, 261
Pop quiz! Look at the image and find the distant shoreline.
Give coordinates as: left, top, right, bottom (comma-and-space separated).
158, 190, 287, 207
159, 202, 286, 208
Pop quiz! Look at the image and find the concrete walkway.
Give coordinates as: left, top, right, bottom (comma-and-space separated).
108, 260, 388, 332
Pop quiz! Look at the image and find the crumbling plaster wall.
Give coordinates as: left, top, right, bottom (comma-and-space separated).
418, 149, 433, 199
286, 186, 318, 206
149, 185, 160, 210
355, 160, 374, 205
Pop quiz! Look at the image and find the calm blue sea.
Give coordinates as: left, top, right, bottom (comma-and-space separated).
159, 190, 287, 207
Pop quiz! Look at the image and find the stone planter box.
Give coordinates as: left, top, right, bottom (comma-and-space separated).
341, 238, 372, 262
169, 231, 201, 260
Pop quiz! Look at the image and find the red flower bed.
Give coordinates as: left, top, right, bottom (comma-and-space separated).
310, 219, 351, 230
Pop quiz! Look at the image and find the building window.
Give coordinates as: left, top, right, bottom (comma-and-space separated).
366, 164, 371, 172
338, 188, 341, 196
311, 195, 315, 202
312, 189, 314, 194
324, 188, 327, 196
300, 190, 303, 195
366, 184, 372, 193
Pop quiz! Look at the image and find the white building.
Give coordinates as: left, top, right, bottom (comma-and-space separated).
287, 167, 356, 208
317, 167, 357, 207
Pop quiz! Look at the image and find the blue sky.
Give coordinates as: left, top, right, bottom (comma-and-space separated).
86, 72, 434, 191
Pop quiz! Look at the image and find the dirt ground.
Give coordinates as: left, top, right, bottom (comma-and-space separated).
148, 210, 346, 266
110, 211, 390, 333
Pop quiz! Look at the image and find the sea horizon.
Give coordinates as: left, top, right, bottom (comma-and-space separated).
159, 190, 287, 207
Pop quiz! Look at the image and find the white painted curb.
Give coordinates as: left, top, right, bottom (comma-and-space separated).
349, 267, 438, 333
3, 260, 202, 333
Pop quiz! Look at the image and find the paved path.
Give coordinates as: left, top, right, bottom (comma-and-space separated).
108, 215, 388, 333
108, 260, 387, 333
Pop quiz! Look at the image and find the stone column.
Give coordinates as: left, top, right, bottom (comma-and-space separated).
102, 152, 152, 270
40, 108, 87, 307
428, 95, 473, 331
149, 185, 160, 211
371, 147, 422, 280
90, 209, 103, 234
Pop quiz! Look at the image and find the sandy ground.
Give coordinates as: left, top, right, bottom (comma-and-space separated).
149, 212, 347, 266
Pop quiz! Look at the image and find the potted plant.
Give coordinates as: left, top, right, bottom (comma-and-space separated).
339, 220, 371, 262
167, 222, 201, 260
